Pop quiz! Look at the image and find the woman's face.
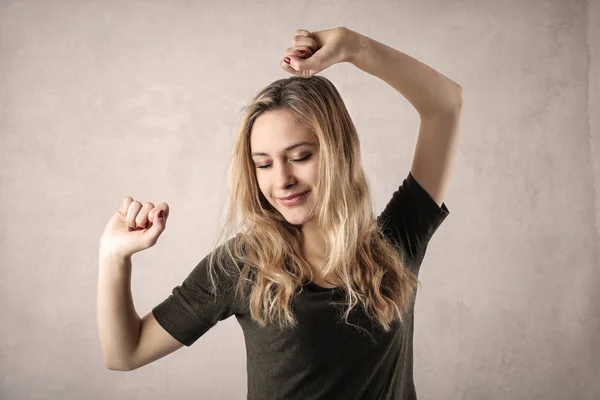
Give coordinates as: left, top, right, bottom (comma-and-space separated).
250, 109, 319, 226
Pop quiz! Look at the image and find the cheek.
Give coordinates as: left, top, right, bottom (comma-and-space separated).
257, 181, 267, 196
308, 160, 320, 182
256, 178, 273, 202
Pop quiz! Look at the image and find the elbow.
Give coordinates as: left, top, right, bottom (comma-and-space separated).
104, 362, 129, 371
444, 84, 462, 113
105, 363, 134, 372
419, 84, 463, 118
441, 82, 463, 113
454, 84, 463, 109
104, 358, 135, 371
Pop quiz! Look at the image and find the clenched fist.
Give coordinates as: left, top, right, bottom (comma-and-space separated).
99, 197, 169, 258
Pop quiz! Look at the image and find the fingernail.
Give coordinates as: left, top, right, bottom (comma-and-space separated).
299, 50, 305, 54
284, 57, 290, 64
128, 227, 134, 232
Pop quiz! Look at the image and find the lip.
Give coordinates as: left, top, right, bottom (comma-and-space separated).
277, 190, 310, 206
278, 190, 310, 201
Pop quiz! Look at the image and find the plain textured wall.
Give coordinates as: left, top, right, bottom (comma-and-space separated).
1, 0, 598, 399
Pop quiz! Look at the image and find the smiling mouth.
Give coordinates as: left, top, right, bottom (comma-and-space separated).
278, 190, 310, 206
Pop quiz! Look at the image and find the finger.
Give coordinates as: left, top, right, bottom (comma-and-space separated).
285, 46, 313, 59
126, 201, 143, 230
118, 197, 134, 217
294, 29, 313, 38
136, 202, 155, 229
149, 203, 170, 223
291, 36, 317, 51
281, 55, 317, 78
281, 56, 299, 74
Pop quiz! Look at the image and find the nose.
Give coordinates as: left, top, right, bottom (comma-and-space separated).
275, 161, 296, 189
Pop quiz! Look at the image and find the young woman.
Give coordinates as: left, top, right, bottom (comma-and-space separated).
98, 27, 462, 399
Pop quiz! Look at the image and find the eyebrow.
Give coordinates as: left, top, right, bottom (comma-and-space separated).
251, 141, 315, 157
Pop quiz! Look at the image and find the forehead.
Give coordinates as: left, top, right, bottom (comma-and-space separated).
250, 109, 314, 156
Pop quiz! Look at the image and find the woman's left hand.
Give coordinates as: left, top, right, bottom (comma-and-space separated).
280, 27, 354, 78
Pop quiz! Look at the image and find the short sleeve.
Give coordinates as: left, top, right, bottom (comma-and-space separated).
376, 171, 450, 274
152, 250, 240, 347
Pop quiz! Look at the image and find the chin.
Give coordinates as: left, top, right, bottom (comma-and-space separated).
282, 213, 307, 226
273, 206, 305, 224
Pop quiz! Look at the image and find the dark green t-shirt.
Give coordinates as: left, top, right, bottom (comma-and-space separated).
152, 171, 450, 399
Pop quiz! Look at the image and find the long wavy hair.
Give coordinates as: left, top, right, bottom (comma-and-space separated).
207, 75, 418, 334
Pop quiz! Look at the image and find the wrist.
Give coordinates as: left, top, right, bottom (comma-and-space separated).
99, 246, 131, 264
98, 252, 132, 281
342, 27, 366, 65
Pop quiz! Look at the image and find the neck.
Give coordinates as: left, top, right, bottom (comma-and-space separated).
300, 219, 327, 259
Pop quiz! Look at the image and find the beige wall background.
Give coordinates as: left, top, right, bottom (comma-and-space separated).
1, 0, 598, 399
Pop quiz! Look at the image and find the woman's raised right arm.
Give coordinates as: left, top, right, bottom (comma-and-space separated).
97, 251, 184, 371
97, 198, 183, 371
97, 252, 140, 370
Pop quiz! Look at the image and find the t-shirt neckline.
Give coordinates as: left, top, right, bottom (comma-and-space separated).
305, 281, 340, 292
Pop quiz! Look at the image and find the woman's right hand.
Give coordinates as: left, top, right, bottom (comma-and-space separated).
99, 197, 169, 258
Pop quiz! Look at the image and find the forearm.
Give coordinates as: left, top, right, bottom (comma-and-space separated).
344, 28, 462, 117
97, 252, 141, 370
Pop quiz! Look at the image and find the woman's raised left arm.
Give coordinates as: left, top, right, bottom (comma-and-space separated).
281, 27, 463, 207
343, 27, 461, 117
342, 28, 462, 208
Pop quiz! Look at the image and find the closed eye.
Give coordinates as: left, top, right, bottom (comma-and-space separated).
256, 154, 312, 169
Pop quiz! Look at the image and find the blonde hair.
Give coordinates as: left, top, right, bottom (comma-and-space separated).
208, 75, 418, 334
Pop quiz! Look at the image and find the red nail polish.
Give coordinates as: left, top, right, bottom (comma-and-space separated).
284, 57, 290, 64
299, 50, 305, 54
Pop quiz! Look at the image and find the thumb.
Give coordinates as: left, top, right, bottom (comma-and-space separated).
285, 46, 339, 77
150, 209, 167, 232
284, 54, 324, 78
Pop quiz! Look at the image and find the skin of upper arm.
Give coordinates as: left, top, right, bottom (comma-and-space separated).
126, 311, 185, 371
